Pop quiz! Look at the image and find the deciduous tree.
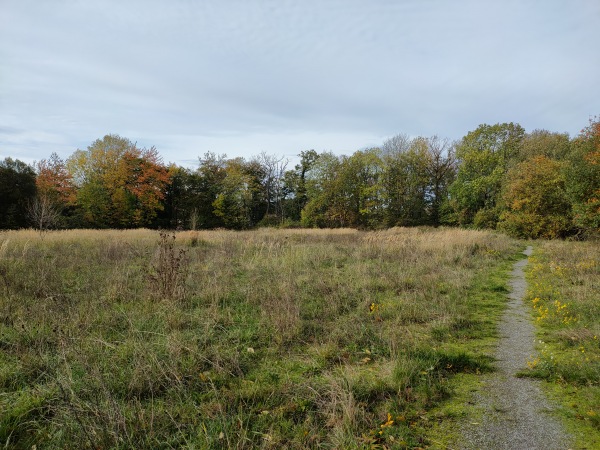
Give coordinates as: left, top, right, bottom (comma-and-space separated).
0, 158, 37, 229
34, 153, 76, 228
35, 153, 75, 203
382, 140, 430, 226
282, 150, 319, 222
27, 195, 62, 235
381, 135, 455, 227
424, 136, 456, 226
67, 135, 169, 227
566, 117, 600, 234
517, 130, 571, 162
498, 156, 571, 239
302, 149, 384, 228
301, 152, 344, 227
255, 152, 288, 224
448, 123, 525, 227
212, 158, 257, 229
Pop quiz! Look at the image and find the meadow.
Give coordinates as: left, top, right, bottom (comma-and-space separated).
521, 239, 600, 447
1, 226, 590, 449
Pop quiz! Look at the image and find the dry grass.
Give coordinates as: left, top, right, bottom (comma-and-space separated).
0, 227, 520, 448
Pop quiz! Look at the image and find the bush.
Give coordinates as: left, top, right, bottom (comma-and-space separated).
473, 208, 499, 230
498, 211, 571, 239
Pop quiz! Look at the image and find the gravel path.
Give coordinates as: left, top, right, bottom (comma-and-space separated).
458, 246, 572, 450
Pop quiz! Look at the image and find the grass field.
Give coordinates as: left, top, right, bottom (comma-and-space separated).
0, 227, 533, 448
522, 240, 600, 448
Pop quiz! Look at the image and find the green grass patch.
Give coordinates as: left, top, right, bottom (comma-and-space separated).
423, 249, 522, 447
517, 241, 600, 449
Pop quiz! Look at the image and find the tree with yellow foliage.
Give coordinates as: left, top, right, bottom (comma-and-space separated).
498, 155, 572, 239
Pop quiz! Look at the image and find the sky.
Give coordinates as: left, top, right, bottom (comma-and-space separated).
1, 0, 599, 168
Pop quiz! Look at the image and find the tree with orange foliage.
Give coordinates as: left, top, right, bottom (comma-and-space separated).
566, 117, 600, 235
67, 135, 169, 228
36, 153, 76, 204
116, 146, 170, 226
28, 153, 76, 232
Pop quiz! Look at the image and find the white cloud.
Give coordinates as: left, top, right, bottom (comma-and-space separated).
1, 0, 598, 164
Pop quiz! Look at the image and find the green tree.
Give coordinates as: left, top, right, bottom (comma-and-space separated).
282, 150, 319, 222
0, 158, 37, 229
157, 165, 194, 229
382, 139, 430, 226
301, 152, 345, 227
498, 156, 572, 239
517, 129, 571, 162
449, 123, 525, 227
238, 158, 268, 225
209, 157, 267, 229
346, 149, 385, 228
193, 152, 228, 228
302, 149, 384, 228
423, 136, 456, 226
212, 158, 256, 229
381, 135, 455, 227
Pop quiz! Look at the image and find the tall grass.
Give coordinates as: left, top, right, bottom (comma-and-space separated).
0, 227, 519, 448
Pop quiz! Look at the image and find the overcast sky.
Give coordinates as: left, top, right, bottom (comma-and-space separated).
1, 0, 599, 167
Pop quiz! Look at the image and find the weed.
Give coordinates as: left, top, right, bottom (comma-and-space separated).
146, 231, 189, 301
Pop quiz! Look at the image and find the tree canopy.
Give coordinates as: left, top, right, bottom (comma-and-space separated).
67, 135, 169, 228
2, 117, 599, 239
498, 156, 571, 239
0, 158, 37, 229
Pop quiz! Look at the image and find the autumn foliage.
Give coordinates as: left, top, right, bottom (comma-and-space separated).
35, 153, 76, 205
567, 117, 600, 233
498, 156, 571, 239
67, 135, 169, 227
1, 117, 599, 239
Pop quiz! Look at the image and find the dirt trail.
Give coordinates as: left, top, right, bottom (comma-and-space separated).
458, 246, 572, 449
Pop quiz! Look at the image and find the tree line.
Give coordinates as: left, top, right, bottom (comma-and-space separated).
1, 117, 598, 239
